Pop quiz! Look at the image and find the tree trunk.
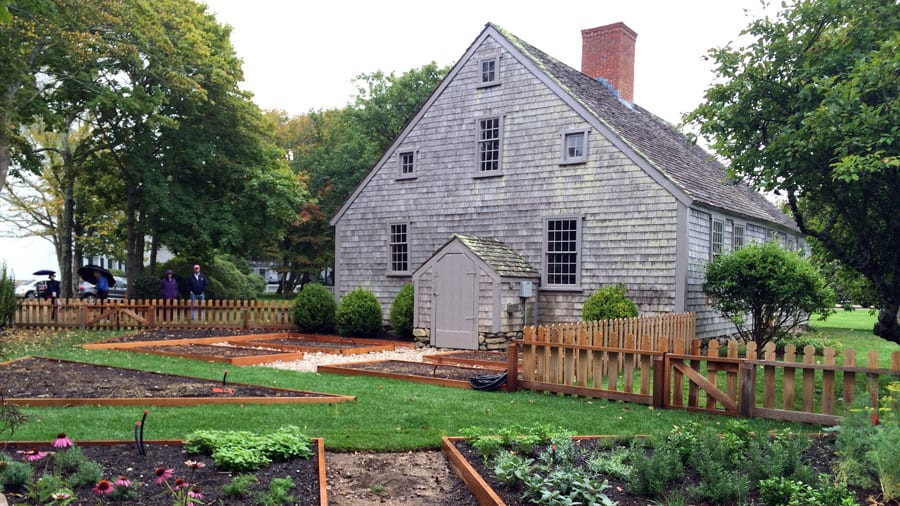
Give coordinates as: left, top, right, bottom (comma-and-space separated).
125, 183, 145, 299
0, 141, 9, 197
873, 301, 900, 345
59, 133, 75, 299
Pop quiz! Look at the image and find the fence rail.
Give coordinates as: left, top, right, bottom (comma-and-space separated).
511, 314, 900, 424
13, 299, 294, 331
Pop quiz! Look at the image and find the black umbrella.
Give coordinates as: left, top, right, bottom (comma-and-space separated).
33, 269, 56, 276
77, 265, 116, 287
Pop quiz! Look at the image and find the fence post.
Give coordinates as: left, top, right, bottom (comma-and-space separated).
507, 343, 518, 392
739, 363, 756, 418
652, 354, 665, 409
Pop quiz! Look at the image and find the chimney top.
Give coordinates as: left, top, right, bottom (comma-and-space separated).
581, 22, 637, 104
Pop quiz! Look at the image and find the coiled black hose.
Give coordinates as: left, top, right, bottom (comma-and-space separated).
468, 371, 508, 391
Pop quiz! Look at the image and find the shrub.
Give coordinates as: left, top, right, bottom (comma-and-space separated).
292, 283, 336, 333
582, 284, 638, 322
0, 263, 17, 329
336, 288, 383, 337
389, 284, 414, 338
703, 241, 835, 349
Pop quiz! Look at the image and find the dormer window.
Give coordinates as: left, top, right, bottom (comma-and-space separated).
477, 57, 500, 88
560, 129, 589, 164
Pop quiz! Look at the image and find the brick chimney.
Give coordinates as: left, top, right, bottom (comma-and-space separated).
581, 22, 637, 104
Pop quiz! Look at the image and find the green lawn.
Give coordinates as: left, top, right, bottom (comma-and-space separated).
0, 330, 815, 451
810, 309, 899, 367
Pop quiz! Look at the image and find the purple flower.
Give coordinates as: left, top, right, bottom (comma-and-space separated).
94, 479, 114, 495
115, 475, 131, 488
184, 459, 206, 469
174, 478, 189, 490
52, 433, 73, 449
188, 487, 204, 499
154, 467, 174, 484
17, 449, 48, 462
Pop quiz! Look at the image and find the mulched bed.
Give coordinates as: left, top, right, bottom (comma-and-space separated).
1, 440, 321, 505
323, 360, 494, 382
0, 356, 336, 399
243, 338, 367, 350
132, 343, 284, 358
101, 328, 279, 344
450, 437, 879, 506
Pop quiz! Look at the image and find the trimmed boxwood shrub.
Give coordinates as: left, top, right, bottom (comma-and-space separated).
292, 283, 337, 333
582, 284, 639, 322
336, 288, 383, 337
389, 284, 415, 339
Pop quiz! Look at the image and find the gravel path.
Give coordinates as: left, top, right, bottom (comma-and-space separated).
260, 345, 439, 373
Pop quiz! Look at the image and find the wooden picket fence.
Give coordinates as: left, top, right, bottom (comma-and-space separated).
13, 298, 294, 331
510, 313, 900, 425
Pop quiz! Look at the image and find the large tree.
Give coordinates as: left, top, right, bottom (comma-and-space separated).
685, 0, 900, 343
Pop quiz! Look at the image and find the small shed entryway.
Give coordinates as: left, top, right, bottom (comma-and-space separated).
412, 235, 539, 350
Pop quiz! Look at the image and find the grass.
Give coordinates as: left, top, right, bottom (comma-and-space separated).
1, 319, 896, 452
811, 308, 899, 367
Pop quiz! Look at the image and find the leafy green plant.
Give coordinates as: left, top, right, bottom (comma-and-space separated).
0, 458, 32, 490
586, 445, 631, 479
221, 473, 258, 498
254, 476, 295, 505
336, 287, 383, 337
388, 283, 414, 338
758, 476, 857, 506
626, 441, 683, 497
291, 283, 337, 332
582, 284, 639, 322
0, 263, 16, 330
184, 426, 311, 472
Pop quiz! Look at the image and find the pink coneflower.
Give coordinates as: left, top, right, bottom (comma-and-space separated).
174, 478, 189, 490
52, 433, 73, 449
115, 475, 131, 488
17, 449, 48, 462
184, 459, 206, 469
93, 479, 114, 494
188, 487, 204, 499
154, 467, 174, 484
51, 492, 72, 501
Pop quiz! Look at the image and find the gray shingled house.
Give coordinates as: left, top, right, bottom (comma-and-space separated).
330, 22, 803, 350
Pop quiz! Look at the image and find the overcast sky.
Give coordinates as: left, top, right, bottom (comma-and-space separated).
1, 0, 776, 280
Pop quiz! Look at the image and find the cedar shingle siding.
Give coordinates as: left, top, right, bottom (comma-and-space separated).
331, 23, 803, 341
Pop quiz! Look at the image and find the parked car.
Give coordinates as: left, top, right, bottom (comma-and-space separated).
78, 276, 127, 301
15, 279, 47, 299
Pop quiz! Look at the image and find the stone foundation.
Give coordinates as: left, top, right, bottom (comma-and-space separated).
412, 328, 521, 350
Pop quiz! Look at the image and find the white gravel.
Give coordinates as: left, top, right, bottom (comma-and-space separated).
260, 345, 441, 373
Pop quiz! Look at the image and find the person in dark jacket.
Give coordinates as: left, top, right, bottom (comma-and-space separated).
159, 269, 178, 321
44, 272, 61, 320
187, 264, 208, 320
94, 270, 109, 302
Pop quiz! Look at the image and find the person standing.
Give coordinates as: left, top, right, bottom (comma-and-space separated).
159, 269, 178, 321
94, 270, 110, 302
45, 272, 61, 320
187, 264, 207, 321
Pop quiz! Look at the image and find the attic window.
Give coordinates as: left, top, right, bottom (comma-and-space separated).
477, 57, 500, 88
560, 129, 589, 164
397, 151, 416, 179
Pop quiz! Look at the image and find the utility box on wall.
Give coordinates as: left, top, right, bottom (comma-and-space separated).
519, 281, 534, 298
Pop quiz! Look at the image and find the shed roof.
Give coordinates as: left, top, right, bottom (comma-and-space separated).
453, 235, 538, 279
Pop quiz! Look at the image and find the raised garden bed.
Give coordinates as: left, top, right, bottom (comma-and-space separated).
317, 360, 507, 390
422, 350, 510, 370
0, 356, 355, 407
123, 343, 306, 365
1, 438, 327, 505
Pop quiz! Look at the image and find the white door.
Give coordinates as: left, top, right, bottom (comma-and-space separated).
433, 252, 477, 349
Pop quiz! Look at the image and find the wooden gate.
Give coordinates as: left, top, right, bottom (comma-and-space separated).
662, 354, 743, 415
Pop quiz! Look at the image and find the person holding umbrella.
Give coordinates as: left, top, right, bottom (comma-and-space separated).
77, 265, 114, 304
35, 270, 61, 320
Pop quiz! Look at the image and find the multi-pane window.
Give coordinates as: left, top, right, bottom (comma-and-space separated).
389, 223, 408, 273
399, 151, 415, 177
479, 57, 499, 86
478, 117, 501, 173
712, 219, 724, 258
545, 218, 580, 286
733, 224, 745, 250
560, 130, 588, 164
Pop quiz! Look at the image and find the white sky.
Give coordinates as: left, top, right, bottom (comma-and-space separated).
0, 0, 775, 280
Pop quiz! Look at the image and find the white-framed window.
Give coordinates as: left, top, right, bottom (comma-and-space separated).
476, 116, 502, 174
477, 57, 500, 87
543, 217, 581, 288
560, 129, 589, 164
389, 223, 409, 274
767, 229, 778, 243
733, 224, 745, 250
712, 219, 725, 259
398, 151, 416, 178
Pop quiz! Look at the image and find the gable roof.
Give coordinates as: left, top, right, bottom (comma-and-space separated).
332, 23, 798, 233
453, 235, 538, 278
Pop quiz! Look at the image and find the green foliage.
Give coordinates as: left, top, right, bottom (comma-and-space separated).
221, 473, 258, 498
0, 263, 17, 329
626, 442, 684, 497
685, 0, 900, 343
389, 283, 415, 338
336, 287, 383, 337
758, 476, 857, 506
0, 459, 31, 489
254, 476, 296, 506
291, 283, 336, 333
703, 241, 835, 349
65, 460, 102, 488
582, 284, 638, 322
184, 426, 311, 473
132, 256, 264, 300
